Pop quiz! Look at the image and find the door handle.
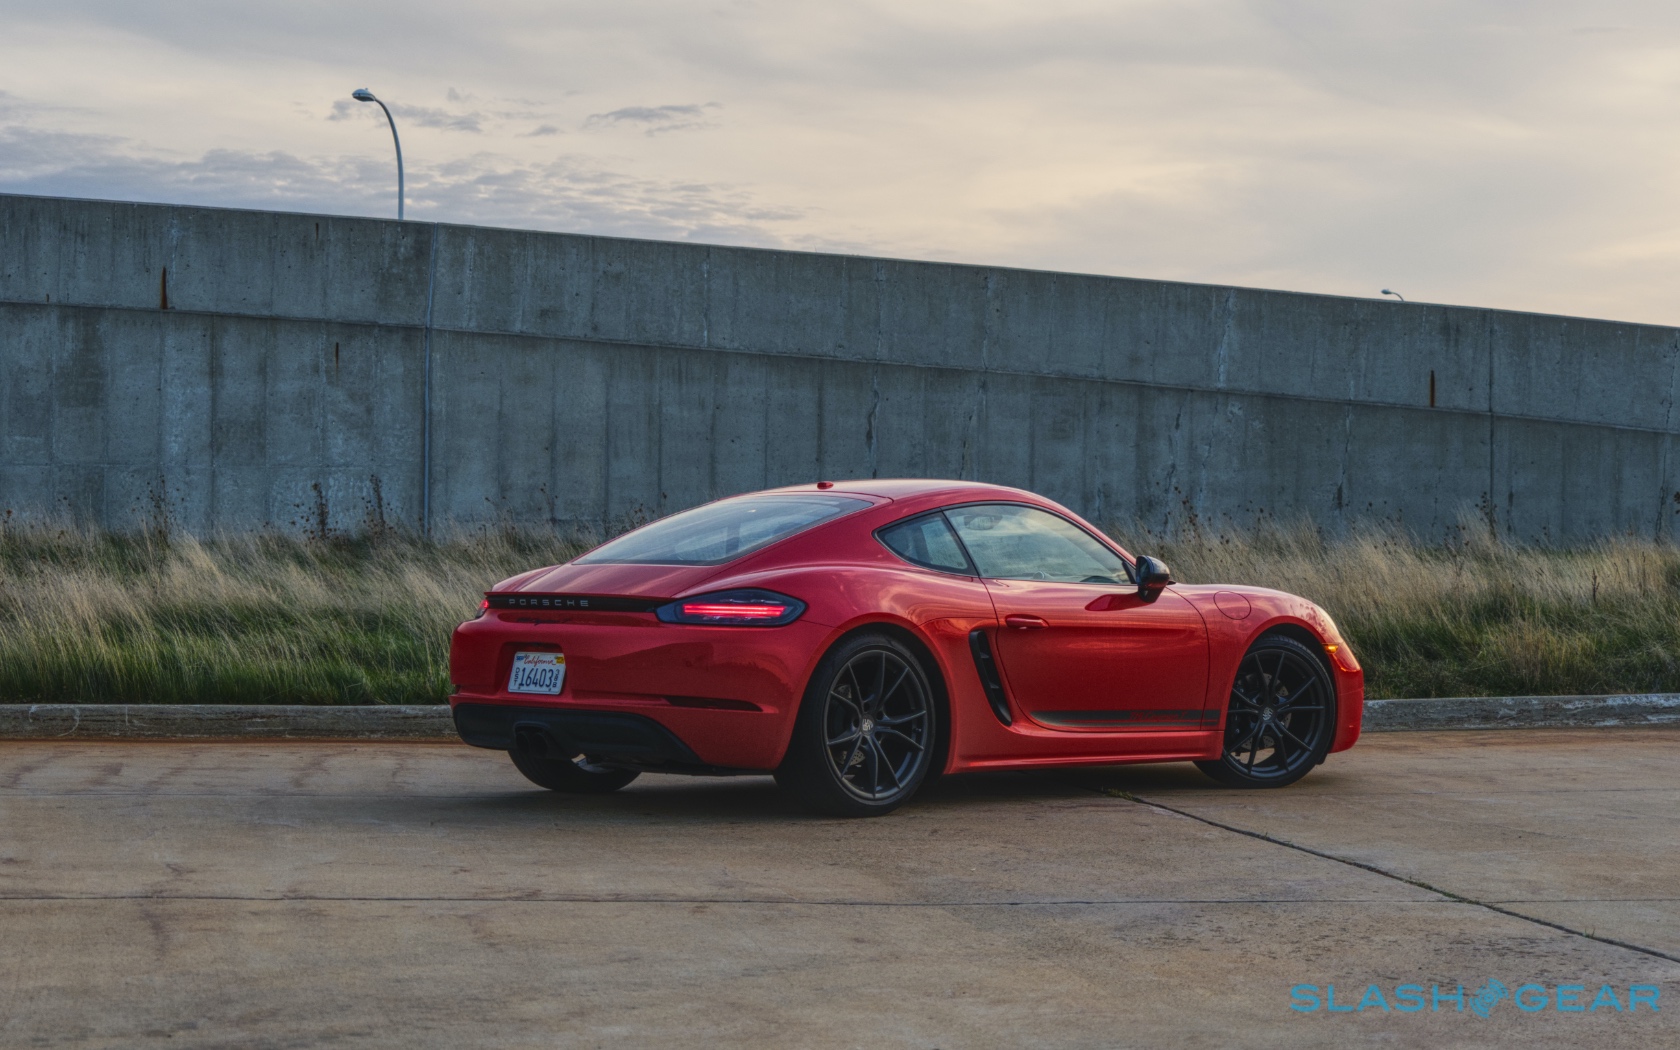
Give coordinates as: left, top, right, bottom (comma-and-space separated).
1004, 614, 1049, 629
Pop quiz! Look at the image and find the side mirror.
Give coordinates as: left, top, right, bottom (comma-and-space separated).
1135, 555, 1173, 603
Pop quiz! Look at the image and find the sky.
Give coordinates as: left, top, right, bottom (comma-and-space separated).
5, 1, 1680, 324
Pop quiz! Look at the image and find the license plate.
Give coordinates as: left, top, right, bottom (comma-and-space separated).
508, 651, 566, 695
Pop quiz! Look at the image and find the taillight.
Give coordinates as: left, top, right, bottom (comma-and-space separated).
655, 589, 806, 626
474, 598, 489, 619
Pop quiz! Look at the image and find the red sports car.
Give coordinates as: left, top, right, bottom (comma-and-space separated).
449, 480, 1363, 816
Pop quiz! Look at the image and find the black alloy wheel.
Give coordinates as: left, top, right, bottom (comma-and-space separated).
778, 632, 936, 817
509, 747, 640, 794
1195, 634, 1336, 788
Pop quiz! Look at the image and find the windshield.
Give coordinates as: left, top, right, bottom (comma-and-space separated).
575, 494, 870, 566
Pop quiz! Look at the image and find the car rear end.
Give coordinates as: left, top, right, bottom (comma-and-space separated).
446, 491, 879, 772
449, 593, 835, 771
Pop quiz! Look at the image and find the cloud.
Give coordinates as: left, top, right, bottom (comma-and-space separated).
0, 119, 799, 245
389, 104, 483, 133
328, 97, 483, 133
584, 103, 721, 135
9, 2, 1680, 323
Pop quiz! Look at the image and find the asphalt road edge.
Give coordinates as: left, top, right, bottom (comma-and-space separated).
1, 695, 1679, 741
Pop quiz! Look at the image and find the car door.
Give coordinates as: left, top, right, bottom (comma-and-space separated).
944, 503, 1211, 731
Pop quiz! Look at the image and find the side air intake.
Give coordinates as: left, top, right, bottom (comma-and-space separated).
968, 629, 1013, 726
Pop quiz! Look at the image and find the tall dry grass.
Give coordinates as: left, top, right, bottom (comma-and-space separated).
2, 520, 1677, 704
1139, 520, 1680, 699
0, 526, 590, 705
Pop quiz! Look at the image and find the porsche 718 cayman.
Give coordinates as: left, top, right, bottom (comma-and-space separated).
449, 480, 1364, 816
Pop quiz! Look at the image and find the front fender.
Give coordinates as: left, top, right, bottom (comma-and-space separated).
1180, 588, 1364, 754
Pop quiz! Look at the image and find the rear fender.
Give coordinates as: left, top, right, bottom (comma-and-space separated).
702, 564, 1000, 774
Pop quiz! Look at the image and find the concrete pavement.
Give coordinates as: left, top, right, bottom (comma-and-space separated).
2, 730, 1676, 1048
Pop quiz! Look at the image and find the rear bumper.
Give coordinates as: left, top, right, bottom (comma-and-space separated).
453, 702, 764, 774
448, 614, 833, 770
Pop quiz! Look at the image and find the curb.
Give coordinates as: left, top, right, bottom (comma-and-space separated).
1363, 694, 1680, 732
0, 704, 457, 741
2, 696, 1679, 741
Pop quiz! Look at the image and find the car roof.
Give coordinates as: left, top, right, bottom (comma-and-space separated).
761, 478, 1043, 503
745, 478, 1134, 565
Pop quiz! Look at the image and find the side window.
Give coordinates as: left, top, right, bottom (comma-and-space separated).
877, 513, 975, 575
944, 504, 1131, 584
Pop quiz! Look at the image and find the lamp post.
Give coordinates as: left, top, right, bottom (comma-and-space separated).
1381, 288, 1406, 302
352, 88, 404, 220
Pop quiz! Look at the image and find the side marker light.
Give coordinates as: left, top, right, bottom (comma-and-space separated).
1324, 643, 1361, 673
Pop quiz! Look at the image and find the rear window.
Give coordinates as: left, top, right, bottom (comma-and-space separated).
575, 494, 870, 566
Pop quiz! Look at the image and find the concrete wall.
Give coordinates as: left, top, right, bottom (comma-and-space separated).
3, 193, 1676, 542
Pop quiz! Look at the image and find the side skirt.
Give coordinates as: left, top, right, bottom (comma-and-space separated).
953, 729, 1223, 772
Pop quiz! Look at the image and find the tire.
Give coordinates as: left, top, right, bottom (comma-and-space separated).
509, 749, 640, 794
777, 632, 938, 817
1195, 634, 1337, 789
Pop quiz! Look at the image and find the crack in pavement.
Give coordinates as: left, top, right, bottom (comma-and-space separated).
1108, 788, 1680, 967
1488, 898, 1680, 904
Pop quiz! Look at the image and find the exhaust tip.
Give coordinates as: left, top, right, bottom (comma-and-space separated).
513, 725, 560, 759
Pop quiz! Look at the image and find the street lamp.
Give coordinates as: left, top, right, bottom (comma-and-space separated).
352, 88, 404, 220
1381, 288, 1406, 302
